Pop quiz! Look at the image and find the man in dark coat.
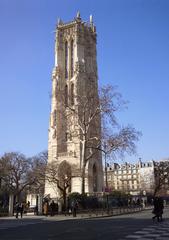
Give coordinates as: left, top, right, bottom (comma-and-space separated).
152, 197, 164, 222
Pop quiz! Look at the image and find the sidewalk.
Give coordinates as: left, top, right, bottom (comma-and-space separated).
0, 206, 153, 222
45, 206, 153, 221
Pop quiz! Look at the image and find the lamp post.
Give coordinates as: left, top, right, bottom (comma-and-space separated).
105, 150, 108, 190
142, 190, 146, 208
103, 144, 110, 213
103, 143, 109, 190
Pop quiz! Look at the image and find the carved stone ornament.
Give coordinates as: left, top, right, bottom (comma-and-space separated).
52, 127, 56, 139
55, 66, 60, 74
75, 61, 85, 73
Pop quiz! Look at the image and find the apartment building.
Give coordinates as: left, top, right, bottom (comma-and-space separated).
106, 160, 155, 196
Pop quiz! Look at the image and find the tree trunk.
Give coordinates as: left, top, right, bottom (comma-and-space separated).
81, 165, 85, 194
63, 189, 67, 211
8, 194, 14, 216
81, 139, 86, 194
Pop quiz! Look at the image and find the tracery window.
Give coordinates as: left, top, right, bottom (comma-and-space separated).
65, 85, 68, 106
93, 164, 97, 192
70, 39, 74, 78
65, 41, 68, 79
65, 132, 68, 142
53, 109, 56, 126
70, 83, 74, 105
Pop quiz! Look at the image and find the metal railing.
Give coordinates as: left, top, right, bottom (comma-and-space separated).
78, 206, 144, 218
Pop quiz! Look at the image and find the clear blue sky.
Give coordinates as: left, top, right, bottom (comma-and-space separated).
0, 0, 169, 162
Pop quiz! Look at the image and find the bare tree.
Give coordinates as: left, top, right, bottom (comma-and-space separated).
0, 152, 35, 201
28, 151, 48, 195
59, 84, 141, 194
45, 161, 72, 208
25, 151, 72, 208
153, 160, 169, 197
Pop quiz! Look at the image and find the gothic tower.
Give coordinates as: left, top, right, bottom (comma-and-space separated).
45, 12, 103, 199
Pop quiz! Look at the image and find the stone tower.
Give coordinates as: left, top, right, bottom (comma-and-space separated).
45, 12, 103, 199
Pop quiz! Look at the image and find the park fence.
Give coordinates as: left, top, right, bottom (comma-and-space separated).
78, 205, 144, 218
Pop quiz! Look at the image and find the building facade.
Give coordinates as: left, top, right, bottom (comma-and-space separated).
45, 13, 103, 199
106, 159, 155, 196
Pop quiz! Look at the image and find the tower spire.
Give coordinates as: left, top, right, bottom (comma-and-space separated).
76, 11, 81, 21
90, 14, 93, 24
77, 11, 80, 18
57, 18, 63, 26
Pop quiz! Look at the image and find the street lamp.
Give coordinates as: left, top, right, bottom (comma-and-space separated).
103, 143, 110, 214
103, 143, 109, 191
105, 150, 108, 190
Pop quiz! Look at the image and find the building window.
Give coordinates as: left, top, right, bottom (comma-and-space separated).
53, 110, 56, 126
70, 83, 74, 105
65, 132, 68, 141
108, 175, 111, 181
70, 39, 74, 78
65, 85, 68, 106
65, 41, 68, 79
69, 133, 72, 141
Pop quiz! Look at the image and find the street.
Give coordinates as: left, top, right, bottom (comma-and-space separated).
0, 208, 169, 240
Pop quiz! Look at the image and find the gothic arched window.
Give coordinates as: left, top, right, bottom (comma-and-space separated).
70, 83, 74, 105
65, 41, 68, 79
53, 109, 56, 126
65, 85, 68, 107
70, 39, 74, 78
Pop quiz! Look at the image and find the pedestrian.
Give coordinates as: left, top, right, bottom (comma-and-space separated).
152, 197, 164, 222
158, 197, 164, 221
34, 205, 38, 215
71, 199, 78, 217
49, 200, 55, 216
15, 202, 20, 219
43, 201, 48, 216
20, 202, 24, 218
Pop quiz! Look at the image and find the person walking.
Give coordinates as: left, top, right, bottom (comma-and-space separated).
49, 200, 55, 216
43, 201, 48, 216
158, 197, 164, 221
20, 203, 24, 218
34, 205, 38, 215
71, 199, 78, 217
152, 197, 164, 222
15, 202, 20, 219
